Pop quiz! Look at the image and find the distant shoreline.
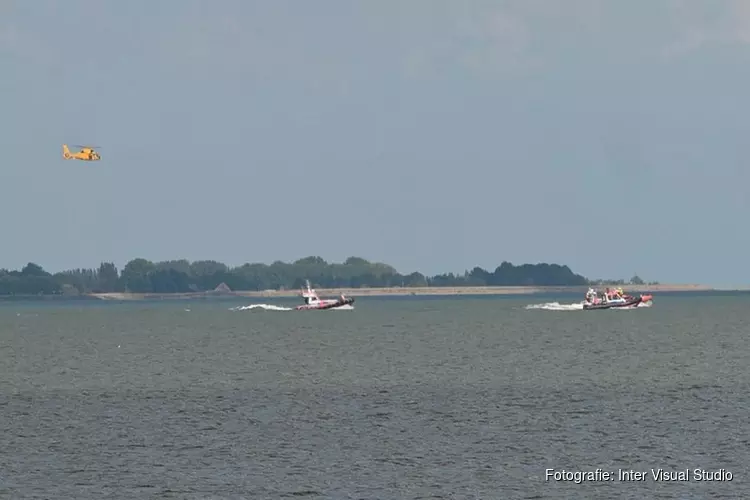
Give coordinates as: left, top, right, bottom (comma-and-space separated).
2, 284, 745, 302
82, 284, 738, 301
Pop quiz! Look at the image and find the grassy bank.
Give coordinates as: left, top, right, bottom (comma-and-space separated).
0, 294, 100, 302
86, 284, 721, 301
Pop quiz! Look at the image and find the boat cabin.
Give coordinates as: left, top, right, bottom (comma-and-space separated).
301, 280, 321, 304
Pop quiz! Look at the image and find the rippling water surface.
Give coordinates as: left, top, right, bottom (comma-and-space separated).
1, 294, 748, 499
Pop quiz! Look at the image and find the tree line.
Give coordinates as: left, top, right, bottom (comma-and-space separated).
0, 256, 652, 296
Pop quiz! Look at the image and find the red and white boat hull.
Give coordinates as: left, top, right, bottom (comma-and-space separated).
295, 297, 355, 310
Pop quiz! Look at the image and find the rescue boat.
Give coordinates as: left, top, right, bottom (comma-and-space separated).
583, 288, 653, 310
294, 280, 355, 311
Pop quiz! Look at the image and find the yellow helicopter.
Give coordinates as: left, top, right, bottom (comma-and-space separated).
62, 144, 101, 161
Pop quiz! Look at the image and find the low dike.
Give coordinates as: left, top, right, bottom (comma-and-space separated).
88, 284, 719, 301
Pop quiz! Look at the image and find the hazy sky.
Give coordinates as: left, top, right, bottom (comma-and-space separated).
2, 0, 749, 285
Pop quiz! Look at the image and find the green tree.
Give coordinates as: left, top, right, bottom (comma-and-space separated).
120, 258, 155, 293
630, 275, 645, 285
190, 260, 227, 277
97, 262, 119, 292
21, 263, 49, 277
0, 255, 634, 296
156, 259, 192, 275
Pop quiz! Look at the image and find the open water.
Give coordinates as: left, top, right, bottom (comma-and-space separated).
1, 293, 748, 499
